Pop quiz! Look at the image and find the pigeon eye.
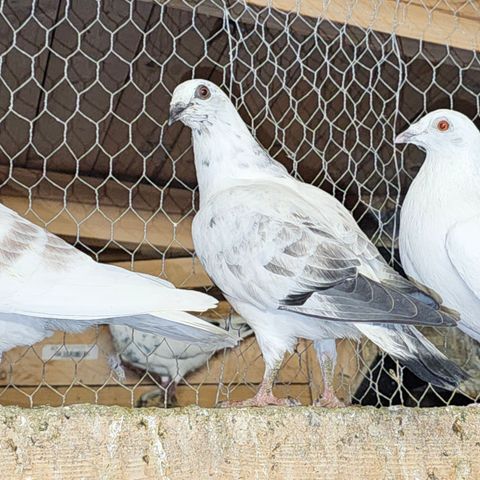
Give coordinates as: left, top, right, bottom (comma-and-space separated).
437, 119, 450, 132
195, 85, 211, 100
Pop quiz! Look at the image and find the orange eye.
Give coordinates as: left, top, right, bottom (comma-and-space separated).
437, 119, 450, 132
195, 85, 211, 100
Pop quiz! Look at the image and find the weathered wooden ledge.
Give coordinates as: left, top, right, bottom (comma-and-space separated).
0, 404, 478, 479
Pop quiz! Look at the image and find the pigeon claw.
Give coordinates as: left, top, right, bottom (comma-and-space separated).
313, 397, 348, 408
313, 389, 349, 408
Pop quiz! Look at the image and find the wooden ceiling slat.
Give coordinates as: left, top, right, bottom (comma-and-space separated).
0, 0, 61, 167
0, 166, 196, 251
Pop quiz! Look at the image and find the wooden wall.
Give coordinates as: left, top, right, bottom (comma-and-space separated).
0, 319, 375, 408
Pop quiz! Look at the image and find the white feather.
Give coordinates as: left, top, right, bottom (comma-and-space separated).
170, 80, 464, 390
0, 203, 236, 354
399, 109, 480, 342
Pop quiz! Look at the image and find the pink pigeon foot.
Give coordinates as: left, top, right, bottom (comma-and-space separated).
313, 388, 348, 408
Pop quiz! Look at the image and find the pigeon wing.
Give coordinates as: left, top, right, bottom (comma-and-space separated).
0, 204, 215, 318
197, 183, 452, 327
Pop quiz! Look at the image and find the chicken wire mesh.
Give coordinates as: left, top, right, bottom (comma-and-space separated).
0, 0, 479, 408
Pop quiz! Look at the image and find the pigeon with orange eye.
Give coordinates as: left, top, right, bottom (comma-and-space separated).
398, 109, 480, 369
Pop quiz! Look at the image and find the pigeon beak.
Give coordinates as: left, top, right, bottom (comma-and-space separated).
395, 127, 416, 144
395, 127, 422, 143
168, 103, 188, 126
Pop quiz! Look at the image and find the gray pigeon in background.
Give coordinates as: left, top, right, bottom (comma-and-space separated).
398, 109, 480, 345
168, 79, 467, 407
110, 312, 252, 406
0, 203, 236, 357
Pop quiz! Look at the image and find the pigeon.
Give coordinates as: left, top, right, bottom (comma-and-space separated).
398, 109, 480, 344
109, 311, 252, 406
168, 80, 467, 407
0, 202, 236, 358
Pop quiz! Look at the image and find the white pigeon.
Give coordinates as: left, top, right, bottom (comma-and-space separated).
109, 312, 252, 406
168, 80, 467, 407
398, 109, 480, 345
0, 202, 236, 357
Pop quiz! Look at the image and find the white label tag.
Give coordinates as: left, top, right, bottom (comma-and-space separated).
41, 344, 99, 361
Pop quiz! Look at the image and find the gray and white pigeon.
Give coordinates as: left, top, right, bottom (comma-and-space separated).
0, 202, 236, 357
168, 80, 467, 407
398, 109, 480, 344
109, 311, 252, 406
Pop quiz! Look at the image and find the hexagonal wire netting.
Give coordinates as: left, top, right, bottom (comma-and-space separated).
0, 0, 479, 408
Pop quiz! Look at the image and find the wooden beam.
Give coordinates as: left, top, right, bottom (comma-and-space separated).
0, 166, 195, 214
0, 193, 194, 251
161, 0, 479, 52
0, 383, 313, 408
247, 0, 480, 51
0, 167, 196, 251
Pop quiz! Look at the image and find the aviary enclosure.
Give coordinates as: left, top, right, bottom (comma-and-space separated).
0, 0, 479, 409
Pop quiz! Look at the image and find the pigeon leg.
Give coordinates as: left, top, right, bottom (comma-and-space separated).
137, 376, 176, 408
313, 339, 347, 408
166, 380, 178, 406
218, 360, 299, 407
108, 353, 126, 383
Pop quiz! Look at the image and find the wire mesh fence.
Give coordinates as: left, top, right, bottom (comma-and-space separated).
0, 0, 479, 408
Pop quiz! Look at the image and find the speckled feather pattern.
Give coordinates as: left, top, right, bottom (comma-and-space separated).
170, 80, 467, 389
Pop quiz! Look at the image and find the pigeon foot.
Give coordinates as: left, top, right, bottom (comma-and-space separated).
313, 389, 348, 408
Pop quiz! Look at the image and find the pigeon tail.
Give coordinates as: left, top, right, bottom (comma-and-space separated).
356, 323, 468, 390
106, 311, 238, 348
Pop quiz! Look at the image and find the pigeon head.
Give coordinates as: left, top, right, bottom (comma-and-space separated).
169, 79, 237, 130
395, 109, 479, 152
169, 80, 288, 198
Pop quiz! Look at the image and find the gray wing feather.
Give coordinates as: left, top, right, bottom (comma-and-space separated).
199, 185, 456, 327
271, 222, 455, 326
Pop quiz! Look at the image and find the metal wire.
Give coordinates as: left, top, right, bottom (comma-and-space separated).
0, 0, 478, 408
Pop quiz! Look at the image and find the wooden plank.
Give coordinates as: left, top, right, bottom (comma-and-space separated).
0, 166, 196, 215
0, 193, 194, 251
160, 0, 479, 52
0, 405, 477, 480
0, 383, 312, 407
0, 0, 61, 166
3, 168, 395, 263
0, 326, 140, 388
246, 0, 480, 51
0, 166, 196, 251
